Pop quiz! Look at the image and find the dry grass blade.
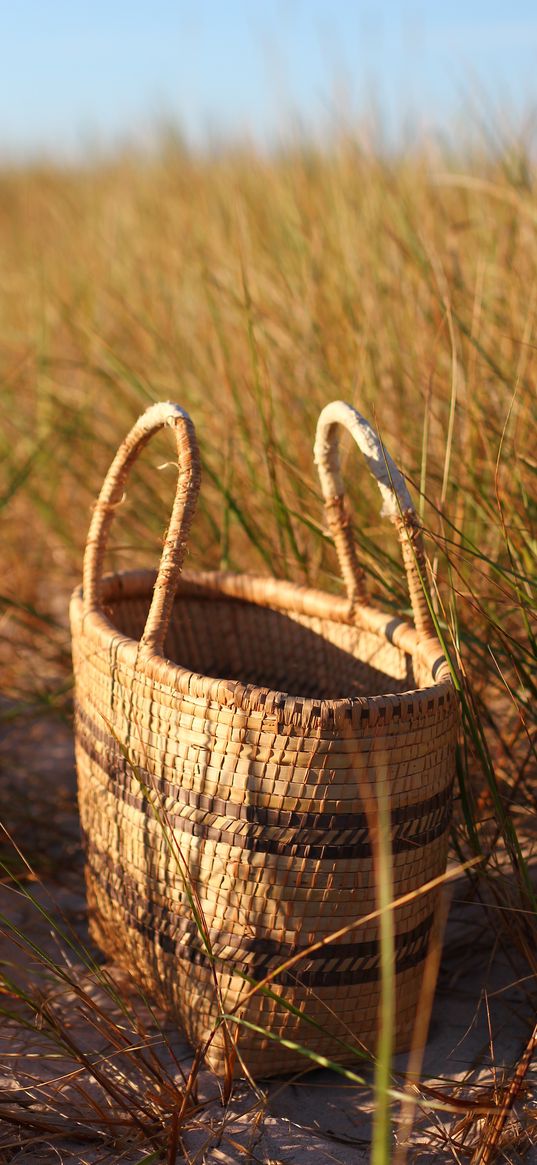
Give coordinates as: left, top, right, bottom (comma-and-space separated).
470, 1020, 537, 1165
0, 833, 212, 1159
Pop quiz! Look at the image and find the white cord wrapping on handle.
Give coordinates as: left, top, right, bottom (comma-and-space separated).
314, 399, 436, 644
314, 400, 414, 520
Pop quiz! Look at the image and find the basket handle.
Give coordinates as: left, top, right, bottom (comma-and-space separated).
314, 400, 436, 643
83, 401, 201, 656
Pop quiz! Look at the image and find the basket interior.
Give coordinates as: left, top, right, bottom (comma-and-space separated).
105, 588, 416, 700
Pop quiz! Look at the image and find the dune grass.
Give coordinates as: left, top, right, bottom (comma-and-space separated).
0, 126, 536, 1160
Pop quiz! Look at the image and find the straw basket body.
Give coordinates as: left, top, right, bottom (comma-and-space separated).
70, 400, 458, 1078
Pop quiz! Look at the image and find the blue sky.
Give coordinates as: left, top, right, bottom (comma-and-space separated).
2, 1, 537, 158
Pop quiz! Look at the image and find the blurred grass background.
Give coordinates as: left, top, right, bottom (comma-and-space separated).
0, 126, 536, 1160
2, 127, 535, 893
1, 132, 535, 731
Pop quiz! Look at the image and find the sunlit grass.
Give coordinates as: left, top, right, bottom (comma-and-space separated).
0, 126, 536, 1159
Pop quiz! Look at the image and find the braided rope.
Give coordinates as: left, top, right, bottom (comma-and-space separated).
83, 401, 201, 656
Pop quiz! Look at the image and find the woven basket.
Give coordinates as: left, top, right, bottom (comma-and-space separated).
70, 399, 457, 1078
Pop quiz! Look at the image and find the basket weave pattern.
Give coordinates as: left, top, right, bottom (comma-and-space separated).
71, 400, 457, 1077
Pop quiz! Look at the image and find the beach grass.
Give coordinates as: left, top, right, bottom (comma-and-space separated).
0, 124, 535, 1161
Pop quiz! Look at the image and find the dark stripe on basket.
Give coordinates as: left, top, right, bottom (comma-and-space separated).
384, 616, 407, 644
85, 844, 434, 986
79, 703, 445, 836
133, 912, 433, 986
432, 656, 448, 680
76, 707, 453, 860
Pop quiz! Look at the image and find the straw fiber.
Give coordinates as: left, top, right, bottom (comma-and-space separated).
70, 400, 457, 1077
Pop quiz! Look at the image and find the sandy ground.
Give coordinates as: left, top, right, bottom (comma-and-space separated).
0, 716, 535, 1164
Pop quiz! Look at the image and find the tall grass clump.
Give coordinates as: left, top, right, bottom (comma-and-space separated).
0, 123, 536, 1159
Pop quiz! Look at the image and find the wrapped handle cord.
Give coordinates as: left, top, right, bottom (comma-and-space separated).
83, 401, 201, 656
314, 400, 436, 644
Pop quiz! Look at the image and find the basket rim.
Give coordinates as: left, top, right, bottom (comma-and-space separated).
70, 567, 455, 724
